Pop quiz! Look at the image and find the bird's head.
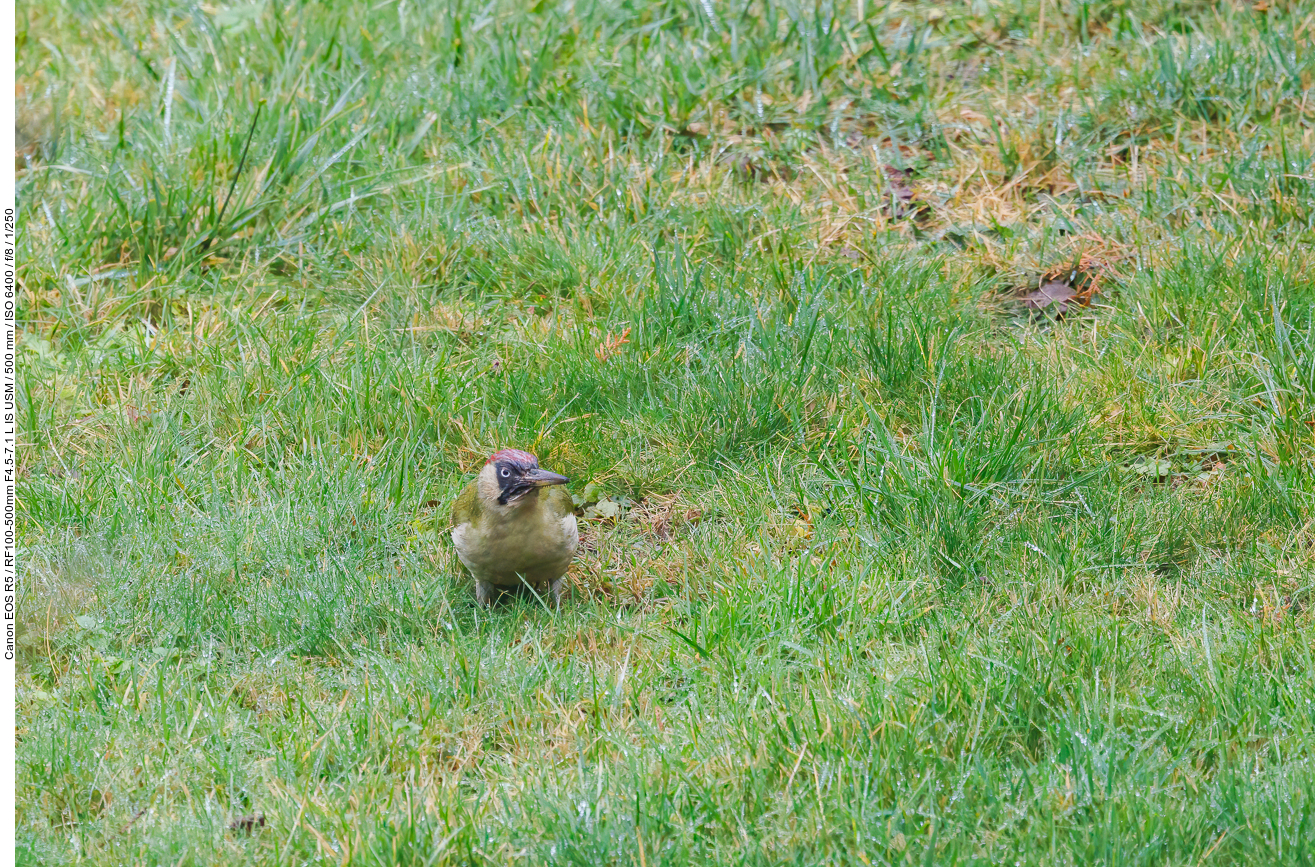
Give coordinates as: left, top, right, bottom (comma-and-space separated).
478, 449, 569, 507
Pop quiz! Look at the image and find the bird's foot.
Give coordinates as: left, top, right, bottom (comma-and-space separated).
475, 581, 495, 607
550, 577, 566, 609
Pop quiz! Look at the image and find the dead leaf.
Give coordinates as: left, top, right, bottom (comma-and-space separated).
1021, 281, 1076, 314
880, 165, 931, 221
228, 814, 266, 834
650, 506, 702, 540
883, 164, 916, 204
595, 327, 631, 363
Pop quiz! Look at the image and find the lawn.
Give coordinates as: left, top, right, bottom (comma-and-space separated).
14, 0, 1315, 863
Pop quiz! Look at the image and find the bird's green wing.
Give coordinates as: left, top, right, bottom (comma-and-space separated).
450, 478, 483, 529
543, 485, 577, 519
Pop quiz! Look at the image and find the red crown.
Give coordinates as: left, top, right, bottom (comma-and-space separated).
486, 449, 538, 467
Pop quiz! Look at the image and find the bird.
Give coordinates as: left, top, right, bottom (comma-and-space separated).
450, 449, 579, 607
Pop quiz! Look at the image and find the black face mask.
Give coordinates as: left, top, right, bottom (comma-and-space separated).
495, 462, 538, 505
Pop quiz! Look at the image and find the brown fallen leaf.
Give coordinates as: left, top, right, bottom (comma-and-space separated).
124, 404, 152, 425
1021, 281, 1076, 314
228, 814, 266, 834
881, 164, 933, 221
1037, 236, 1131, 306
595, 327, 631, 363
883, 164, 916, 205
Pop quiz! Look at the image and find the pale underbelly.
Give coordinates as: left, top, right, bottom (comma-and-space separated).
453, 517, 578, 587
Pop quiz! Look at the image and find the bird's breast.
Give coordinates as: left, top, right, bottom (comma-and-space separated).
453, 504, 578, 584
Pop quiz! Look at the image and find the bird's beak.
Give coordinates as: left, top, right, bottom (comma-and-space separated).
525, 468, 569, 487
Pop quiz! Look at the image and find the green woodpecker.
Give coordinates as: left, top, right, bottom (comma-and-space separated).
451, 449, 578, 606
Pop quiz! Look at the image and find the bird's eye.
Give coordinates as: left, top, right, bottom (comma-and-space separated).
500, 467, 511, 478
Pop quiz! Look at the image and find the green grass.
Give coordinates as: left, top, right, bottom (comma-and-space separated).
14, 0, 1315, 863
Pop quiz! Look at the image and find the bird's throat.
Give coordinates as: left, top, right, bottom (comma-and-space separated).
497, 484, 536, 506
